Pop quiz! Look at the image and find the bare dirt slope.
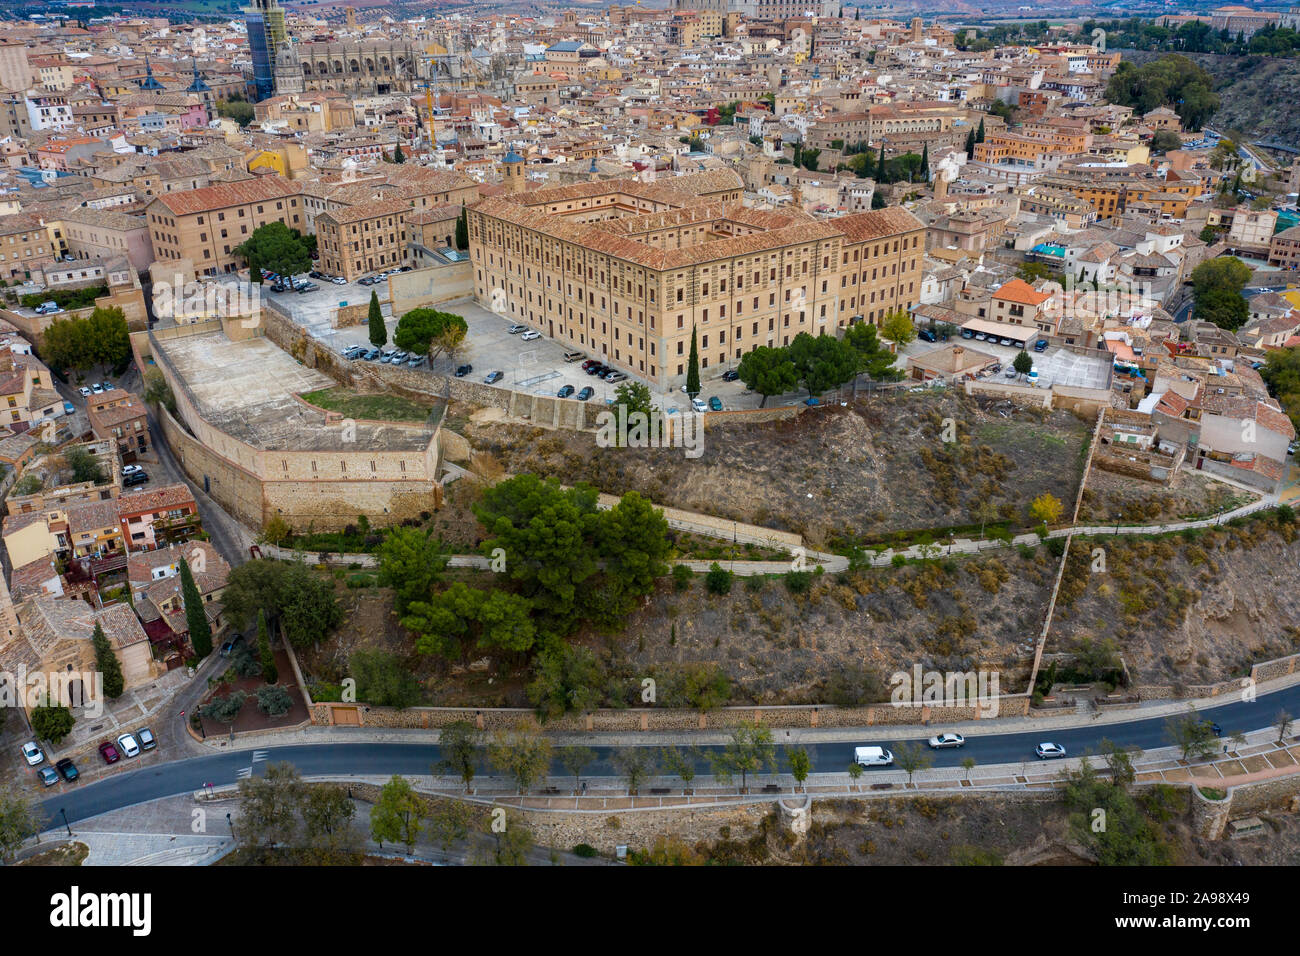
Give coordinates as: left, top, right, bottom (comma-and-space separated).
1051, 513, 1300, 686
464, 393, 1090, 550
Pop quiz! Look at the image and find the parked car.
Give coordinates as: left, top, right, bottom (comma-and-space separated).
918, 328, 937, 343
520, 330, 541, 341
116, 733, 140, 758
563, 350, 585, 363
21, 741, 44, 766
331, 277, 347, 285
999, 338, 1013, 347
1033, 339, 1049, 352
309, 271, 326, 280
271, 283, 288, 293
137, 727, 156, 751
219, 634, 244, 657
344, 346, 367, 360
296, 282, 319, 294
507, 324, 526, 334
98, 741, 120, 764
63, 401, 75, 415
39, 766, 59, 787
1004, 367, 1017, 378
604, 371, 627, 383
580, 359, 598, 371
484, 370, 504, 384
557, 384, 575, 398
406, 355, 426, 368
576, 386, 594, 401
78, 386, 91, 397
123, 471, 148, 486
122, 464, 143, 476
56, 757, 78, 781
363, 348, 381, 361
586, 364, 607, 376
34, 301, 61, 315
708, 396, 723, 411
91, 383, 104, 394
721, 369, 740, 382
455, 364, 472, 377
928, 733, 965, 749
691, 397, 707, 412
974, 333, 987, 341
853, 746, 894, 767
961, 329, 975, 339
1036, 742, 1067, 760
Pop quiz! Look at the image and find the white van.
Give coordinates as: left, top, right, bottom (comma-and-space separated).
853, 746, 894, 767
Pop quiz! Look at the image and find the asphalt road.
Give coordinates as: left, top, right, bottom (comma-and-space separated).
39, 681, 1300, 830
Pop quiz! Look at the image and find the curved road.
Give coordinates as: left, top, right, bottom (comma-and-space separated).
39, 681, 1300, 829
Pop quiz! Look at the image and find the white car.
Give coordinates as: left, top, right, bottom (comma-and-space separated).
21, 741, 44, 766
122, 465, 144, 476
928, 733, 965, 750
691, 398, 707, 412
1035, 742, 1067, 760
116, 732, 141, 758
520, 330, 541, 341
91, 384, 104, 394
331, 277, 346, 285
78, 386, 91, 397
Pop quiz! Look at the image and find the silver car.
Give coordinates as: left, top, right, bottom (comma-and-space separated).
927, 733, 965, 749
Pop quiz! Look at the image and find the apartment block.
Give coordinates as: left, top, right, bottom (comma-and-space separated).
145, 177, 305, 276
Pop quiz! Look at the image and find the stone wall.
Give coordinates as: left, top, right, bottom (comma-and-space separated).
389, 260, 474, 316
310, 696, 1031, 730
964, 379, 1052, 407
158, 404, 265, 527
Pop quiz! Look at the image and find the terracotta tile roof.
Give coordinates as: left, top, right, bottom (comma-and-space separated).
151, 176, 301, 217
115, 482, 197, 517
993, 278, 1053, 307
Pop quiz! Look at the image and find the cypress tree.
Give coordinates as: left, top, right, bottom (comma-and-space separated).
257, 609, 277, 684
392, 141, 405, 163
455, 207, 469, 250
965, 128, 975, 156
976, 118, 985, 143
875, 144, 887, 182
686, 324, 701, 397
92, 621, 125, 699
179, 557, 212, 659
368, 290, 386, 347
920, 143, 930, 183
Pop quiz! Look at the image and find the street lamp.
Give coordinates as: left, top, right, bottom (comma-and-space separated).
60, 808, 72, 837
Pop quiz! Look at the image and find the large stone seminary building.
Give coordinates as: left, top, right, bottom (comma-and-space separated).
469, 169, 925, 390
147, 319, 441, 531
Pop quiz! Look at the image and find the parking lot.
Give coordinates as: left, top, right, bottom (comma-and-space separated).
321, 297, 776, 412
902, 332, 1114, 391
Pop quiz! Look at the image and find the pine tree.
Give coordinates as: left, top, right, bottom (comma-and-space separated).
92, 621, 125, 699
179, 557, 212, 659
976, 118, 985, 144
368, 290, 386, 347
920, 143, 930, 183
455, 207, 469, 250
392, 141, 405, 163
686, 324, 701, 397
257, 609, 277, 684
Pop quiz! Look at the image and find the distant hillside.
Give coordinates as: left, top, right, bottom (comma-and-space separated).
1121, 49, 1300, 148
